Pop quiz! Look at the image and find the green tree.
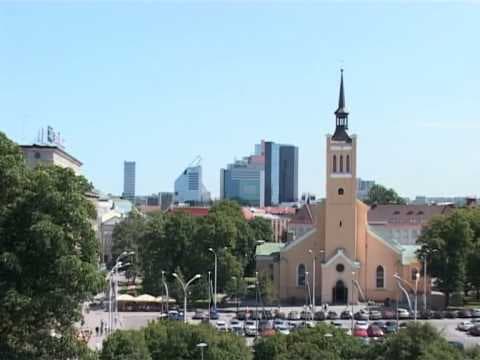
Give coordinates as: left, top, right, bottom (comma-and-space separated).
463, 208, 480, 300
365, 184, 406, 205
144, 321, 252, 360
254, 323, 365, 360
249, 217, 273, 243
101, 330, 151, 360
366, 322, 463, 360
0, 133, 103, 358
417, 211, 473, 306
111, 211, 146, 266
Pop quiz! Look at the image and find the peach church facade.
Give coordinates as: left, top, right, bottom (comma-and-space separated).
256, 71, 424, 305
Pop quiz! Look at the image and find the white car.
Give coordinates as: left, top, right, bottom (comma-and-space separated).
305, 321, 316, 328
245, 320, 258, 337
276, 323, 290, 335
216, 320, 228, 332
471, 309, 480, 318
397, 308, 410, 319
457, 321, 474, 331
355, 320, 369, 330
229, 320, 243, 333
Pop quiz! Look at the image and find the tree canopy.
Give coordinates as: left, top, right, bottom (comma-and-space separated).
0, 132, 103, 359
365, 184, 406, 205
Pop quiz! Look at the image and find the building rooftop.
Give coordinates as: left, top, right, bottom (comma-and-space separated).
367, 204, 453, 225
21, 144, 83, 166
255, 242, 285, 257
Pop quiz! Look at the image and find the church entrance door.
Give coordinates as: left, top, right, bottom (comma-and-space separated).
332, 280, 348, 305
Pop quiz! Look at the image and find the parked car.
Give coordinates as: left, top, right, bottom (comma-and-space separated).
383, 321, 398, 334
471, 309, 480, 318
251, 311, 263, 320
445, 310, 459, 319
244, 320, 258, 337
305, 321, 316, 328
273, 319, 284, 329
341, 310, 352, 319
382, 309, 395, 319
276, 323, 290, 335
330, 321, 343, 328
418, 311, 433, 320
369, 310, 382, 320
236, 310, 248, 320
353, 328, 368, 337
264, 310, 274, 320
229, 320, 244, 334
168, 310, 181, 320
314, 311, 326, 321
327, 311, 338, 320
215, 320, 228, 332
432, 310, 445, 319
274, 310, 286, 319
367, 325, 384, 338
397, 308, 410, 319
354, 311, 369, 320
468, 325, 480, 336
288, 311, 301, 320
301, 310, 313, 320
210, 310, 219, 320
372, 320, 386, 329
457, 321, 474, 331
458, 309, 472, 318
192, 310, 207, 320
355, 320, 369, 330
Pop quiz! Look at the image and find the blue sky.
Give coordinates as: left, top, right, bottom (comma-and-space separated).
1, 2, 479, 199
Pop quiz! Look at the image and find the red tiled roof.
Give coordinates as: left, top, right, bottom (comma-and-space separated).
367, 204, 453, 225
289, 204, 316, 225
170, 207, 210, 217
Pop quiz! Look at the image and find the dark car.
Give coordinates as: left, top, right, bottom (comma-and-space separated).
340, 310, 352, 319
236, 310, 247, 320
369, 310, 382, 320
418, 311, 433, 320
383, 321, 398, 334
372, 320, 386, 329
327, 311, 338, 320
432, 310, 445, 319
367, 325, 384, 338
192, 310, 207, 320
468, 325, 480, 336
264, 310, 274, 320
445, 310, 459, 319
209, 310, 219, 320
314, 311, 326, 321
274, 310, 286, 319
458, 309, 472, 318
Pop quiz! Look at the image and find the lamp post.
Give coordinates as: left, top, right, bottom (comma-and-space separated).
161, 270, 169, 314
172, 273, 202, 323
208, 271, 211, 321
414, 271, 420, 321
207, 248, 221, 312
196, 342, 207, 360
422, 249, 438, 312
255, 271, 259, 338
393, 273, 416, 320
308, 250, 316, 317
109, 250, 134, 333
351, 271, 355, 333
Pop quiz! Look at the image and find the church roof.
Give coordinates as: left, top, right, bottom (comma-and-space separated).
368, 204, 453, 225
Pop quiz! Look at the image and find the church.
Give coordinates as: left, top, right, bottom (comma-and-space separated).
256, 71, 425, 305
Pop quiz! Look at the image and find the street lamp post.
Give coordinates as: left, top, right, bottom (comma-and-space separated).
196, 342, 207, 360
255, 271, 259, 338
208, 271, 211, 321
393, 273, 416, 320
172, 273, 202, 323
161, 270, 169, 314
351, 271, 355, 333
414, 271, 420, 321
208, 248, 218, 312
308, 250, 316, 317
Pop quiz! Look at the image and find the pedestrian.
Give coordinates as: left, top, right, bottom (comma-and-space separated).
95, 326, 99, 337
100, 320, 104, 335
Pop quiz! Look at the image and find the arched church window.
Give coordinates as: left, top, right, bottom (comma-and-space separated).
346, 155, 350, 173
333, 155, 337, 173
340, 155, 344, 172
376, 265, 385, 288
338, 188, 344, 195
297, 264, 306, 287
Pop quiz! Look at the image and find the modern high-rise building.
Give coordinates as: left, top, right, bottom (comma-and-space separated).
220, 156, 265, 207
123, 161, 136, 202
264, 141, 299, 206
174, 164, 211, 205
357, 178, 375, 200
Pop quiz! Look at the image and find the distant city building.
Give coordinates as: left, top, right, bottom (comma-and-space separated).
411, 196, 476, 206
220, 154, 265, 207
174, 162, 211, 205
21, 144, 82, 175
264, 141, 299, 206
357, 178, 375, 200
123, 161, 136, 202
159, 192, 174, 210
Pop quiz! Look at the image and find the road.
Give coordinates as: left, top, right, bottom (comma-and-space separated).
82, 305, 480, 350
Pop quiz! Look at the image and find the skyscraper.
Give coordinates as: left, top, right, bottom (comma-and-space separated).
123, 161, 136, 202
174, 163, 211, 205
264, 141, 299, 206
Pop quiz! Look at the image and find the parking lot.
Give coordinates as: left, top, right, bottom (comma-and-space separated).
83, 305, 480, 350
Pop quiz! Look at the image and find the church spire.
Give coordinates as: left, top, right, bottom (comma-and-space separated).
332, 69, 351, 142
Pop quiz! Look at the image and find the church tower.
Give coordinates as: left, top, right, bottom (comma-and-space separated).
324, 70, 358, 260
